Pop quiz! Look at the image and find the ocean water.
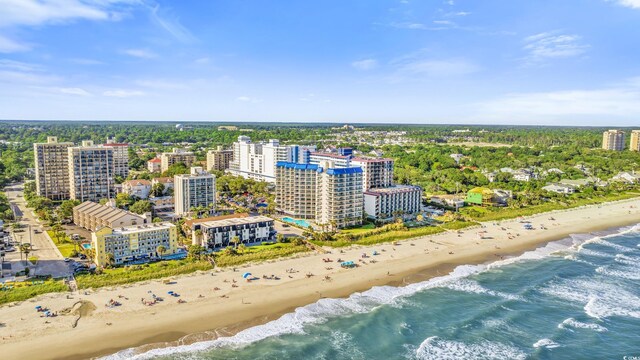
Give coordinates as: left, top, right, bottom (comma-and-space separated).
107, 224, 640, 360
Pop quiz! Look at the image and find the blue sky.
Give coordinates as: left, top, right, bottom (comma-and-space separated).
1, 0, 640, 125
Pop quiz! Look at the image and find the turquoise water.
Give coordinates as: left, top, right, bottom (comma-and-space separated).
82, 243, 91, 249
106, 224, 640, 360
282, 217, 312, 228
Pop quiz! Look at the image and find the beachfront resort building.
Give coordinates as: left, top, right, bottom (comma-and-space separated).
191, 215, 275, 249
229, 136, 315, 182
103, 138, 129, 178
309, 153, 394, 191
206, 146, 234, 171
160, 148, 196, 172
73, 201, 149, 231
174, 167, 216, 216
364, 185, 422, 220
68, 141, 115, 202
33, 136, 73, 201
147, 158, 162, 173
630, 130, 640, 152
276, 161, 363, 229
92, 222, 178, 266
602, 130, 625, 151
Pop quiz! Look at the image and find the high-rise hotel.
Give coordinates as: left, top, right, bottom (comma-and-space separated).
33, 136, 73, 201
174, 167, 216, 216
602, 130, 625, 151
68, 140, 115, 202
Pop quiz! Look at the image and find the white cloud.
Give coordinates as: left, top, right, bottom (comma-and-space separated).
194, 57, 210, 64
351, 59, 378, 71
613, 0, 640, 9
433, 20, 454, 25
149, 4, 195, 43
70, 58, 105, 65
0, 34, 31, 53
236, 96, 262, 103
389, 22, 428, 30
0, 0, 135, 28
122, 48, 157, 59
475, 79, 640, 121
135, 79, 188, 90
58, 87, 91, 96
393, 58, 479, 77
103, 89, 145, 97
0, 59, 43, 72
523, 31, 589, 63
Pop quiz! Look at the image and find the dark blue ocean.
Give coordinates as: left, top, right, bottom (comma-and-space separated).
107, 224, 640, 360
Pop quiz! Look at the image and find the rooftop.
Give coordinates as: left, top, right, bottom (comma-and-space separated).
184, 213, 249, 228
364, 184, 422, 195
111, 222, 175, 235
198, 215, 274, 228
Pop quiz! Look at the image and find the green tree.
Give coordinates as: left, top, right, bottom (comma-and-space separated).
156, 245, 167, 259
115, 193, 134, 208
150, 182, 165, 197
129, 200, 152, 214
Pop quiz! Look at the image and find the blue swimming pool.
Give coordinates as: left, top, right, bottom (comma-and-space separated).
282, 217, 312, 228
82, 243, 91, 250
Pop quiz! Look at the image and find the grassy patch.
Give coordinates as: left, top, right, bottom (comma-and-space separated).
0, 280, 68, 305
215, 243, 308, 267
76, 260, 214, 289
46, 230, 75, 257
461, 192, 639, 222
340, 223, 376, 235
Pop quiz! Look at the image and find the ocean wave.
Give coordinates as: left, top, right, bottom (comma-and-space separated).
415, 336, 527, 360
533, 338, 561, 349
104, 224, 640, 359
591, 239, 636, 253
595, 266, 640, 281
540, 279, 640, 319
443, 279, 524, 302
558, 317, 607, 332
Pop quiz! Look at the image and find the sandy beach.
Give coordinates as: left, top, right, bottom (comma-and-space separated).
1, 198, 639, 360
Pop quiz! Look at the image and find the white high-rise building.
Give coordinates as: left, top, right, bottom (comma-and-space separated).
309, 153, 394, 191
104, 137, 129, 178
174, 167, 216, 216
34, 136, 73, 201
229, 136, 302, 182
68, 140, 115, 202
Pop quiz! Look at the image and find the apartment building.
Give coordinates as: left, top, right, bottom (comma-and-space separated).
68, 140, 114, 202
630, 130, 640, 152
174, 167, 216, 216
206, 146, 234, 171
275, 162, 319, 219
160, 148, 196, 172
192, 215, 275, 249
364, 185, 422, 220
147, 158, 162, 172
73, 201, 149, 231
152, 177, 174, 195
92, 222, 178, 266
33, 136, 73, 201
309, 153, 394, 190
103, 138, 129, 177
602, 130, 625, 151
122, 179, 152, 199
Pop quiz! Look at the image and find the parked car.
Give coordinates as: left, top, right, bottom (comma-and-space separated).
64, 258, 71, 262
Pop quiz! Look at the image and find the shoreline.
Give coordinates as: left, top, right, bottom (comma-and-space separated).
1, 198, 639, 360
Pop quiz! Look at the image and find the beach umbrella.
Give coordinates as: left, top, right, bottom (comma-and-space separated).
242, 272, 252, 279
35, 305, 41, 310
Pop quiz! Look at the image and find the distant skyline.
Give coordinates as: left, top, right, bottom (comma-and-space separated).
1, 0, 640, 125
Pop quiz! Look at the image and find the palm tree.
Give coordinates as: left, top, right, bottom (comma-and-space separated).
105, 252, 115, 268
237, 243, 246, 254
19, 244, 31, 266
156, 245, 167, 259
30, 256, 39, 276
231, 235, 240, 249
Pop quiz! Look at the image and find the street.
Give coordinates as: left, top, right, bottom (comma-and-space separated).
3, 182, 72, 278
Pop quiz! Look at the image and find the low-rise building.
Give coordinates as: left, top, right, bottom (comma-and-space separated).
611, 171, 640, 184
152, 177, 174, 195
122, 179, 152, 199
363, 185, 422, 220
542, 183, 576, 194
73, 201, 149, 231
147, 158, 162, 173
192, 215, 275, 249
92, 222, 178, 266
430, 195, 466, 210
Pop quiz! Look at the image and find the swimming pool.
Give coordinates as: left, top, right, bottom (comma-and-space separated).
282, 217, 312, 228
81, 243, 91, 250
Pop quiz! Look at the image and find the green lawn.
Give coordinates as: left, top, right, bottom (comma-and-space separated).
76, 242, 309, 289
340, 223, 376, 235
46, 230, 75, 257
0, 280, 69, 305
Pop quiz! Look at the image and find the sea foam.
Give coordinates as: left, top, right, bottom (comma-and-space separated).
415, 336, 527, 360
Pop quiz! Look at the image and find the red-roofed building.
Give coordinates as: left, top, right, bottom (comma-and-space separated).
148, 158, 162, 173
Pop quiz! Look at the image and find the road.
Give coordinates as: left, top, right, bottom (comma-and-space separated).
3, 182, 72, 278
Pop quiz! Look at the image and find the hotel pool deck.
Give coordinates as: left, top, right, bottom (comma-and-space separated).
281, 217, 312, 228
81, 243, 92, 250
